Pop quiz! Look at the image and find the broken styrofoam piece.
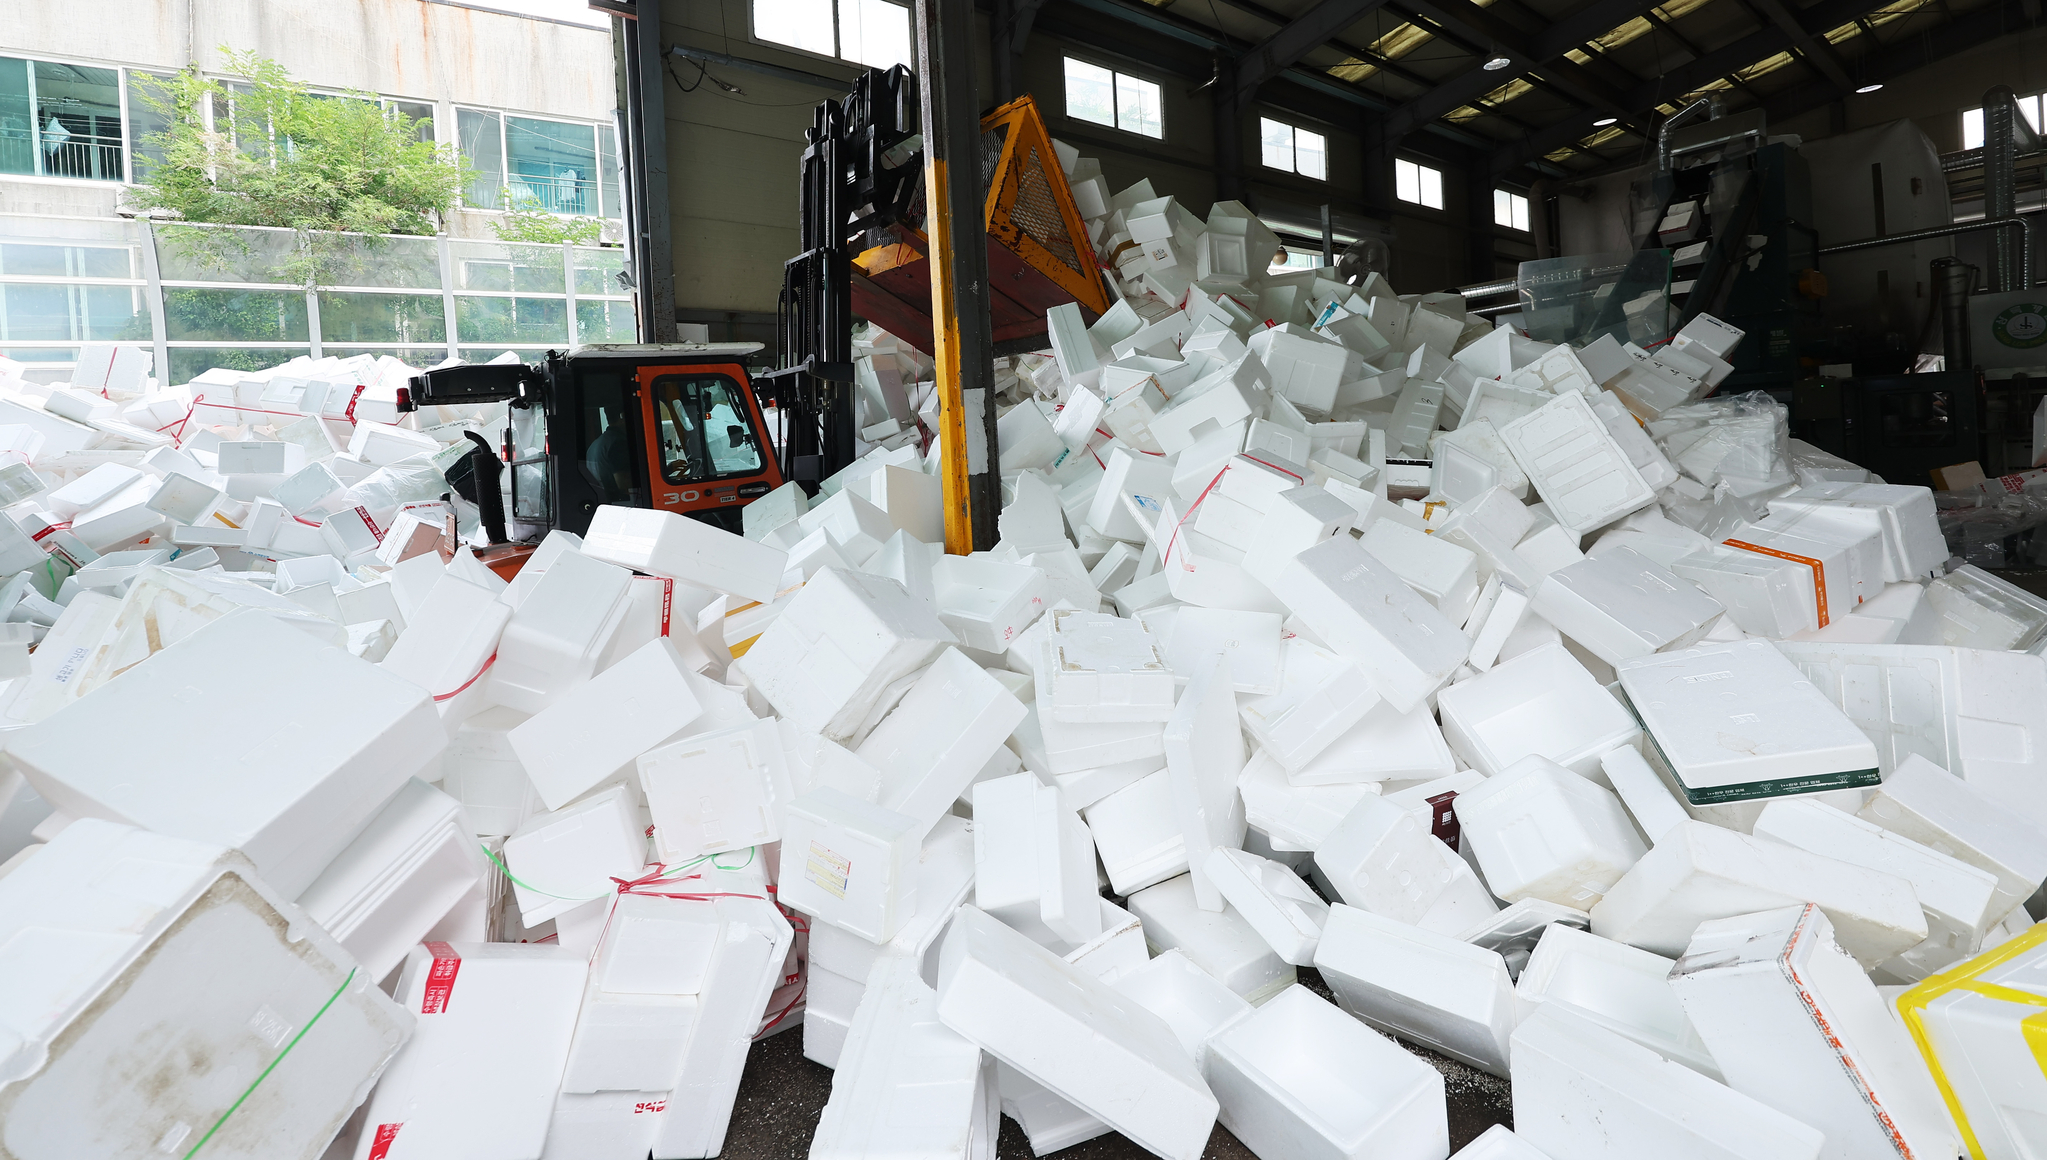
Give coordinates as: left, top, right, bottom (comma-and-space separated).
1436, 641, 1641, 780
1670, 905, 1960, 1160
1315, 902, 1518, 1078
973, 772, 1103, 948
1202, 846, 1330, 965
1205, 984, 1450, 1160
935, 905, 1220, 1160
1516, 923, 1719, 1079
8, 609, 445, 898
1510, 1004, 1824, 1160
0, 820, 411, 1160
1589, 820, 1928, 967
1458, 754, 1647, 910
811, 955, 995, 1160
1616, 640, 1881, 807
358, 942, 589, 1160
1127, 872, 1297, 1005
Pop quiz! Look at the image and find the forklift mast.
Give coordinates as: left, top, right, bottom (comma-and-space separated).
760, 65, 923, 493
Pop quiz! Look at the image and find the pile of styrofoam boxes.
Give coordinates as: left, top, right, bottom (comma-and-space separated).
2, 175, 2047, 1160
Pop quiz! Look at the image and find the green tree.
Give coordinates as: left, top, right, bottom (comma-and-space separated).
491, 189, 605, 246
124, 51, 467, 287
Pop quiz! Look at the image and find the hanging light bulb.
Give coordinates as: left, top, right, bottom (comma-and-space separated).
1484, 55, 1512, 70
1593, 117, 1618, 127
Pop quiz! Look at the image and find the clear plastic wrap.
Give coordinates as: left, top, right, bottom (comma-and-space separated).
1648, 391, 1792, 496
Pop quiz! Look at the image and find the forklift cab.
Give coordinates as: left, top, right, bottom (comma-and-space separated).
408, 343, 784, 541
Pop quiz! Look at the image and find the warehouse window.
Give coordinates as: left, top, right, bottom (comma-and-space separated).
1395, 158, 1443, 210
753, 0, 912, 70
459, 109, 620, 219
1063, 58, 1162, 140
0, 56, 127, 182
1260, 118, 1325, 180
1962, 95, 2044, 150
1494, 189, 1530, 231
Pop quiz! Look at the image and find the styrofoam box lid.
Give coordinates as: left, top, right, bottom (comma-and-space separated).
0, 820, 409, 1157
1616, 641, 1880, 804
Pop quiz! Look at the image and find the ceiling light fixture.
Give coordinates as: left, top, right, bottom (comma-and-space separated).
1484, 55, 1512, 70
1593, 116, 1618, 126
1856, 82, 1883, 93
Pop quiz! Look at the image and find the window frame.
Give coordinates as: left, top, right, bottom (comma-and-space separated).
1061, 55, 1165, 141
1394, 157, 1445, 211
750, 0, 915, 70
1962, 96, 2044, 151
454, 105, 620, 220
1494, 188, 1530, 232
1258, 116, 1326, 181
0, 52, 136, 187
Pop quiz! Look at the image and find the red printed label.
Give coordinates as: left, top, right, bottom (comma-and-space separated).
356, 505, 385, 543
634, 1100, 668, 1114
367, 1123, 403, 1160
1425, 790, 1462, 851
659, 578, 674, 637
420, 942, 460, 1014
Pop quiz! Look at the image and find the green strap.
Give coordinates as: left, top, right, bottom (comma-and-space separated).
183, 967, 357, 1159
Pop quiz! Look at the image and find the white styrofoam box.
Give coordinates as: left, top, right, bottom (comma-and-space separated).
932, 555, 1049, 652
1616, 640, 1881, 806
0, 821, 409, 1160
1085, 767, 1189, 894
508, 637, 705, 811
1499, 392, 1656, 536
1039, 608, 1173, 722
1166, 656, 1248, 911
1271, 536, 1469, 714
1510, 1004, 1823, 1160
502, 784, 643, 925
1777, 641, 2047, 830
1722, 512, 1884, 631
1239, 485, 1356, 593
1667, 546, 1813, 638
1315, 902, 1516, 1077
1753, 798, 2000, 980
996, 1061, 1110, 1156
743, 567, 955, 743
1449, 1125, 1551, 1160
1206, 984, 1449, 1160
812, 956, 994, 1160
1895, 922, 2047, 1160
1360, 519, 1480, 624
538, 1091, 664, 1160
1037, 705, 1167, 776
347, 419, 438, 465
1766, 482, 1944, 583
1599, 745, 1690, 843
1432, 420, 1530, 503
378, 572, 510, 706
1670, 314, 1744, 361
1109, 948, 1249, 1075
356, 942, 587, 1160
1047, 301, 1107, 389
1091, 446, 1176, 542
637, 718, 790, 862
1530, 549, 1723, 668
1458, 755, 1647, 909
7, 609, 444, 898
1437, 641, 1641, 780
1063, 896, 1148, 984
934, 905, 1219, 1160
1856, 753, 2047, 924
743, 480, 809, 540
1291, 697, 1457, 787
1203, 846, 1329, 965
639, 890, 794, 1159
778, 787, 922, 943
295, 778, 487, 981
1160, 607, 1284, 695
1127, 872, 1296, 1004
1314, 794, 1458, 923
491, 549, 634, 713
47, 462, 140, 519
583, 505, 789, 604
560, 894, 714, 1095
1917, 564, 2047, 650
1589, 820, 1927, 966
1670, 905, 1958, 1160
1249, 328, 1355, 416
973, 773, 1102, 948
1239, 639, 1379, 773
1238, 752, 1378, 851
862, 648, 1027, 835
1517, 923, 1716, 1079
443, 706, 545, 838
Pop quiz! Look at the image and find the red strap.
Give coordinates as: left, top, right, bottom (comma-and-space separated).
367, 1123, 403, 1160
355, 505, 384, 543
419, 942, 460, 1014
432, 651, 498, 702
659, 578, 674, 637
29, 521, 70, 543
